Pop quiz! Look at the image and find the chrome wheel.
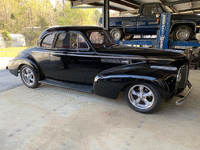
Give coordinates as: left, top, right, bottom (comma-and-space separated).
128, 84, 155, 110
176, 28, 190, 41
173, 25, 193, 41
111, 31, 120, 41
110, 28, 123, 41
21, 67, 35, 86
20, 65, 40, 88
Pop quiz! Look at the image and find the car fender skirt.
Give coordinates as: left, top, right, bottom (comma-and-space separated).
93, 75, 170, 100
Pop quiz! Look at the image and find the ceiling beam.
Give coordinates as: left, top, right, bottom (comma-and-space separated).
168, 6, 180, 13
88, 2, 127, 11
163, 0, 200, 6
179, 7, 200, 12
123, 0, 140, 6
160, 0, 179, 13
190, 0, 195, 13
110, 0, 139, 9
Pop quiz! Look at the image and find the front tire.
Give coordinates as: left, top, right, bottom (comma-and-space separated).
110, 28, 124, 41
173, 25, 193, 41
124, 82, 162, 113
20, 65, 40, 88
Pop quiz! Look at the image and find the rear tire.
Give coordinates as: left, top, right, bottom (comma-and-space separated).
124, 82, 162, 113
20, 65, 40, 88
110, 28, 124, 41
173, 25, 193, 41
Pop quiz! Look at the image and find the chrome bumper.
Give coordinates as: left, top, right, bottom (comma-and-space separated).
175, 81, 192, 105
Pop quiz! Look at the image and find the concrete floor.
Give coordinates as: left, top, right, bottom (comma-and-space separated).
0, 69, 200, 150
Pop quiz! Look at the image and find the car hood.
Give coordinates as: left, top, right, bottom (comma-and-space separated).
97, 45, 185, 59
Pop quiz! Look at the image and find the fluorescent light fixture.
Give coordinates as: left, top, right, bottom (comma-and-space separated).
197, 14, 200, 16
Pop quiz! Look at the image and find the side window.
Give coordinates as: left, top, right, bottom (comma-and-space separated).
70, 33, 78, 49
55, 33, 70, 48
41, 33, 55, 48
78, 34, 89, 49
142, 4, 157, 15
55, 32, 89, 50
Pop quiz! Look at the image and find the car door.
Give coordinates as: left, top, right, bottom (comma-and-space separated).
49, 31, 95, 85
31, 32, 56, 78
122, 16, 138, 34
137, 4, 163, 35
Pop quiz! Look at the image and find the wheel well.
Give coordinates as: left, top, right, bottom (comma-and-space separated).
170, 23, 195, 34
18, 64, 25, 74
18, 64, 43, 80
121, 83, 133, 92
120, 81, 164, 99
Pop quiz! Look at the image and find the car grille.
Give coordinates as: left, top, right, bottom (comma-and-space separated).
178, 65, 189, 89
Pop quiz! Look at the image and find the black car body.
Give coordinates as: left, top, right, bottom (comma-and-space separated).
100, 2, 200, 41
7, 26, 192, 113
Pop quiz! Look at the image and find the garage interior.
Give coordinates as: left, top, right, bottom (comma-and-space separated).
71, 0, 200, 29
1, 0, 200, 150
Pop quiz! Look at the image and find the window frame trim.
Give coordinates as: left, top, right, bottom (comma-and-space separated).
86, 30, 115, 49
53, 31, 90, 51
40, 32, 56, 49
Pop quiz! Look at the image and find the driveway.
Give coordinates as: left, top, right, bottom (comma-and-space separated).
1, 57, 200, 150
0, 62, 200, 150
0, 57, 22, 92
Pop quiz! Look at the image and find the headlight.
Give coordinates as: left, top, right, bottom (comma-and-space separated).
177, 71, 182, 82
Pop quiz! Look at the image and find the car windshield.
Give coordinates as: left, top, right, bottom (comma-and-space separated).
87, 30, 116, 48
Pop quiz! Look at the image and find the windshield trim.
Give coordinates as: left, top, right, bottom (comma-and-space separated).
86, 30, 116, 49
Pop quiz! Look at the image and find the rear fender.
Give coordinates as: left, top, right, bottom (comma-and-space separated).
8, 55, 42, 78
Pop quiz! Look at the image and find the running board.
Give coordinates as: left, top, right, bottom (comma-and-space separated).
39, 79, 93, 93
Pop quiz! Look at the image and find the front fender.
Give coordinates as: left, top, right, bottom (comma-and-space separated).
93, 62, 178, 100
8, 55, 40, 77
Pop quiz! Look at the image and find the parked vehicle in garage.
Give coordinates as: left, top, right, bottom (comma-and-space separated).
7, 26, 192, 113
99, 2, 200, 41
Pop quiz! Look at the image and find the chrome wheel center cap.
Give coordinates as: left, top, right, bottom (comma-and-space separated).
139, 94, 144, 99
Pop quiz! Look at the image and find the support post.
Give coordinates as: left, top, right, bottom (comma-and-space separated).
103, 0, 109, 30
158, 13, 171, 49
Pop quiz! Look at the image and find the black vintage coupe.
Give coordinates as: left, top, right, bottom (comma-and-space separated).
7, 26, 192, 113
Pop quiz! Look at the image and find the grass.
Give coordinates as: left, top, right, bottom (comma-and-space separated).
0, 47, 28, 57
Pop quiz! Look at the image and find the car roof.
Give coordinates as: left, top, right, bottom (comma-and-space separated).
46, 26, 103, 32
38, 26, 104, 41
